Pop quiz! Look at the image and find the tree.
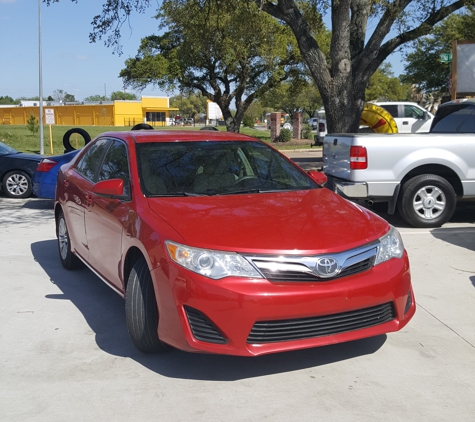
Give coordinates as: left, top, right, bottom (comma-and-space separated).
52, 89, 76, 102
110, 91, 138, 100
27, 115, 39, 135
84, 94, 109, 101
365, 64, 412, 102
260, 79, 324, 118
46, 0, 472, 134
0, 96, 15, 105
169, 91, 207, 119
64, 93, 76, 102
401, 9, 475, 98
118, 1, 306, 132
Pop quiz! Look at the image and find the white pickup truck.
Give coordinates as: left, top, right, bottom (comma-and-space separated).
315, 101, 434, 146
323, 98, 475, 228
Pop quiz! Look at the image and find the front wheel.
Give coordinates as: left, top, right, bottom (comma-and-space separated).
2, 170, 32, 198
125, 258, 169, 353
398, 174, 456, 228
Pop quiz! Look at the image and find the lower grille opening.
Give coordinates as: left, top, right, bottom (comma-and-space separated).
404, 290, 413, 314
184, 306, 227, 344
247, 302, 395, 344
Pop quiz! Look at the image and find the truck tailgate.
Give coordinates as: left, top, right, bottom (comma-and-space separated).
322, 134, 354, 179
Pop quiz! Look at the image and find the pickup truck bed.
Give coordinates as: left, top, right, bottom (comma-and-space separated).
323, 99, 475, 227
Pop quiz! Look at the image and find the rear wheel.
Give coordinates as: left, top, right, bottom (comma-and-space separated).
125, 258, 169, 353
398, 174, 456, 228
2, 170, 32, 198
57, 211, 83, 270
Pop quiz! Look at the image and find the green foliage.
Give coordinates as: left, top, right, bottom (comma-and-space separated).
301, 124, 312, 140
170, 92, 207, 118
120, 0, 303, 132
64, 93, 76, 102
84, 95, 109, 102
243, 101, 263, 128
275, 128, 292, 143
366, 63, 412, 101
0, 96, 15, 105
242, 115, 255, 128
402, 9, 475, 95
26, 115, 39, 135
260, 80, 324, 117
110, 91, 138, 100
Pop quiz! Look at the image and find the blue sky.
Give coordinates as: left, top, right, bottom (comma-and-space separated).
0, 0, 167, 101
0, 0, 405, 102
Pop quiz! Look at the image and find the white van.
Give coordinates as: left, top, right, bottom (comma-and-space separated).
373, 101, 434, 133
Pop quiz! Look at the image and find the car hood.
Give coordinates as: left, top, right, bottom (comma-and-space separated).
147, 189, 389, 254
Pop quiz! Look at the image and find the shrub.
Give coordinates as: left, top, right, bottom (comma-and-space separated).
242, 115, 255, 128
301, 124, 312, 139
275, 128, 292, 142
27, 115, 39, 135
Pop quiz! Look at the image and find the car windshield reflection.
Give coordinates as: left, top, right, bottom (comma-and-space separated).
137, 141, 317, 197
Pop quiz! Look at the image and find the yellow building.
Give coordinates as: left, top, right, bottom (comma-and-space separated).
0, 96, 179, 127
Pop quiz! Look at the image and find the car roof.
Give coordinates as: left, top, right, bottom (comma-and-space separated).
97, 130, 258, 144
439, 98, 475, 108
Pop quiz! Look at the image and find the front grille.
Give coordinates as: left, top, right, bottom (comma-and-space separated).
258, 256, 375, 282
184, 306, 227, 344
247, 302, 395, 343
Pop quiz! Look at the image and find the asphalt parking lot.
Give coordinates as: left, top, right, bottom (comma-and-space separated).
1, 192, 474, 422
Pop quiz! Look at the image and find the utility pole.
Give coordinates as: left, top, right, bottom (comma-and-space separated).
38, 0, 44, 155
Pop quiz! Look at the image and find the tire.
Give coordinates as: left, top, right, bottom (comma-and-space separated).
57, 211, 84, 270
131, 123, 154, 130
398, 174, 456, 228
63, 128, 91, 152
125, 258, 169, 353
2, 170, 32, 198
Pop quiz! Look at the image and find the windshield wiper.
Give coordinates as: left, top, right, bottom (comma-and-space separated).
149, 192, 207, 197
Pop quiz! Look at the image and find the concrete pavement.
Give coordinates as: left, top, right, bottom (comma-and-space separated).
1, 195, 474, 422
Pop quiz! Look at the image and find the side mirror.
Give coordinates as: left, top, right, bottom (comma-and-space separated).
308, 170, 327, 186
92, 178, 125, 197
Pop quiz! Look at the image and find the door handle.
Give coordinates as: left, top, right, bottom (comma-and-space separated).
85, 194, 93, 207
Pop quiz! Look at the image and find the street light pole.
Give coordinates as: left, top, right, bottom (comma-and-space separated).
38, 0, 44, 155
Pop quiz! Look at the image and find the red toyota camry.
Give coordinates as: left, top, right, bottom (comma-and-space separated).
54, 130, 415, 356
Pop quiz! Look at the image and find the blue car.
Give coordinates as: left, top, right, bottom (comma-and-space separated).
33, 149, 80, 199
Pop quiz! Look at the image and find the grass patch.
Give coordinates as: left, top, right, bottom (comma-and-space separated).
0, 124, 315, 156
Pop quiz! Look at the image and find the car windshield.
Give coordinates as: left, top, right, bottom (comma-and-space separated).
0, 142, 18, 155
137, 141, 317, 197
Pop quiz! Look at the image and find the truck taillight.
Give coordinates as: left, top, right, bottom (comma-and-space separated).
350, 146, 367, 169
318, 122, 326, 132
36, 158, 58, 172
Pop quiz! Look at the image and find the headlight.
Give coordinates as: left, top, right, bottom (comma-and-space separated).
165, 241, 262, 280
375, 226, 404, 265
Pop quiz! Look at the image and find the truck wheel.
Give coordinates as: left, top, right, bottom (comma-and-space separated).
398, 174, 456, 228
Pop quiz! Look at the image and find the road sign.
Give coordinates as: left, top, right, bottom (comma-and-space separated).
440, 53, 452, 63
44, 108, 55, 125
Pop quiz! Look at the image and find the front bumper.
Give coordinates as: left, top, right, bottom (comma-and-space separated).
152, 253, 415, 356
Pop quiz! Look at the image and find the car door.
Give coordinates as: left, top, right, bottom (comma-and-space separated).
84, 139, 132, 291
402, 105, 432, 133
63, 138, 111, 261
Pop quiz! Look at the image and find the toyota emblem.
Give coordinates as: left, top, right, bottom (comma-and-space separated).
315, 257, 340, 278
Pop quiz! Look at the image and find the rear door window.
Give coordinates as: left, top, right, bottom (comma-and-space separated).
431, 104, 475, 133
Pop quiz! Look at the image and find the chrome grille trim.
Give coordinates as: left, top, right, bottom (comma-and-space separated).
243, 242, 378, 282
